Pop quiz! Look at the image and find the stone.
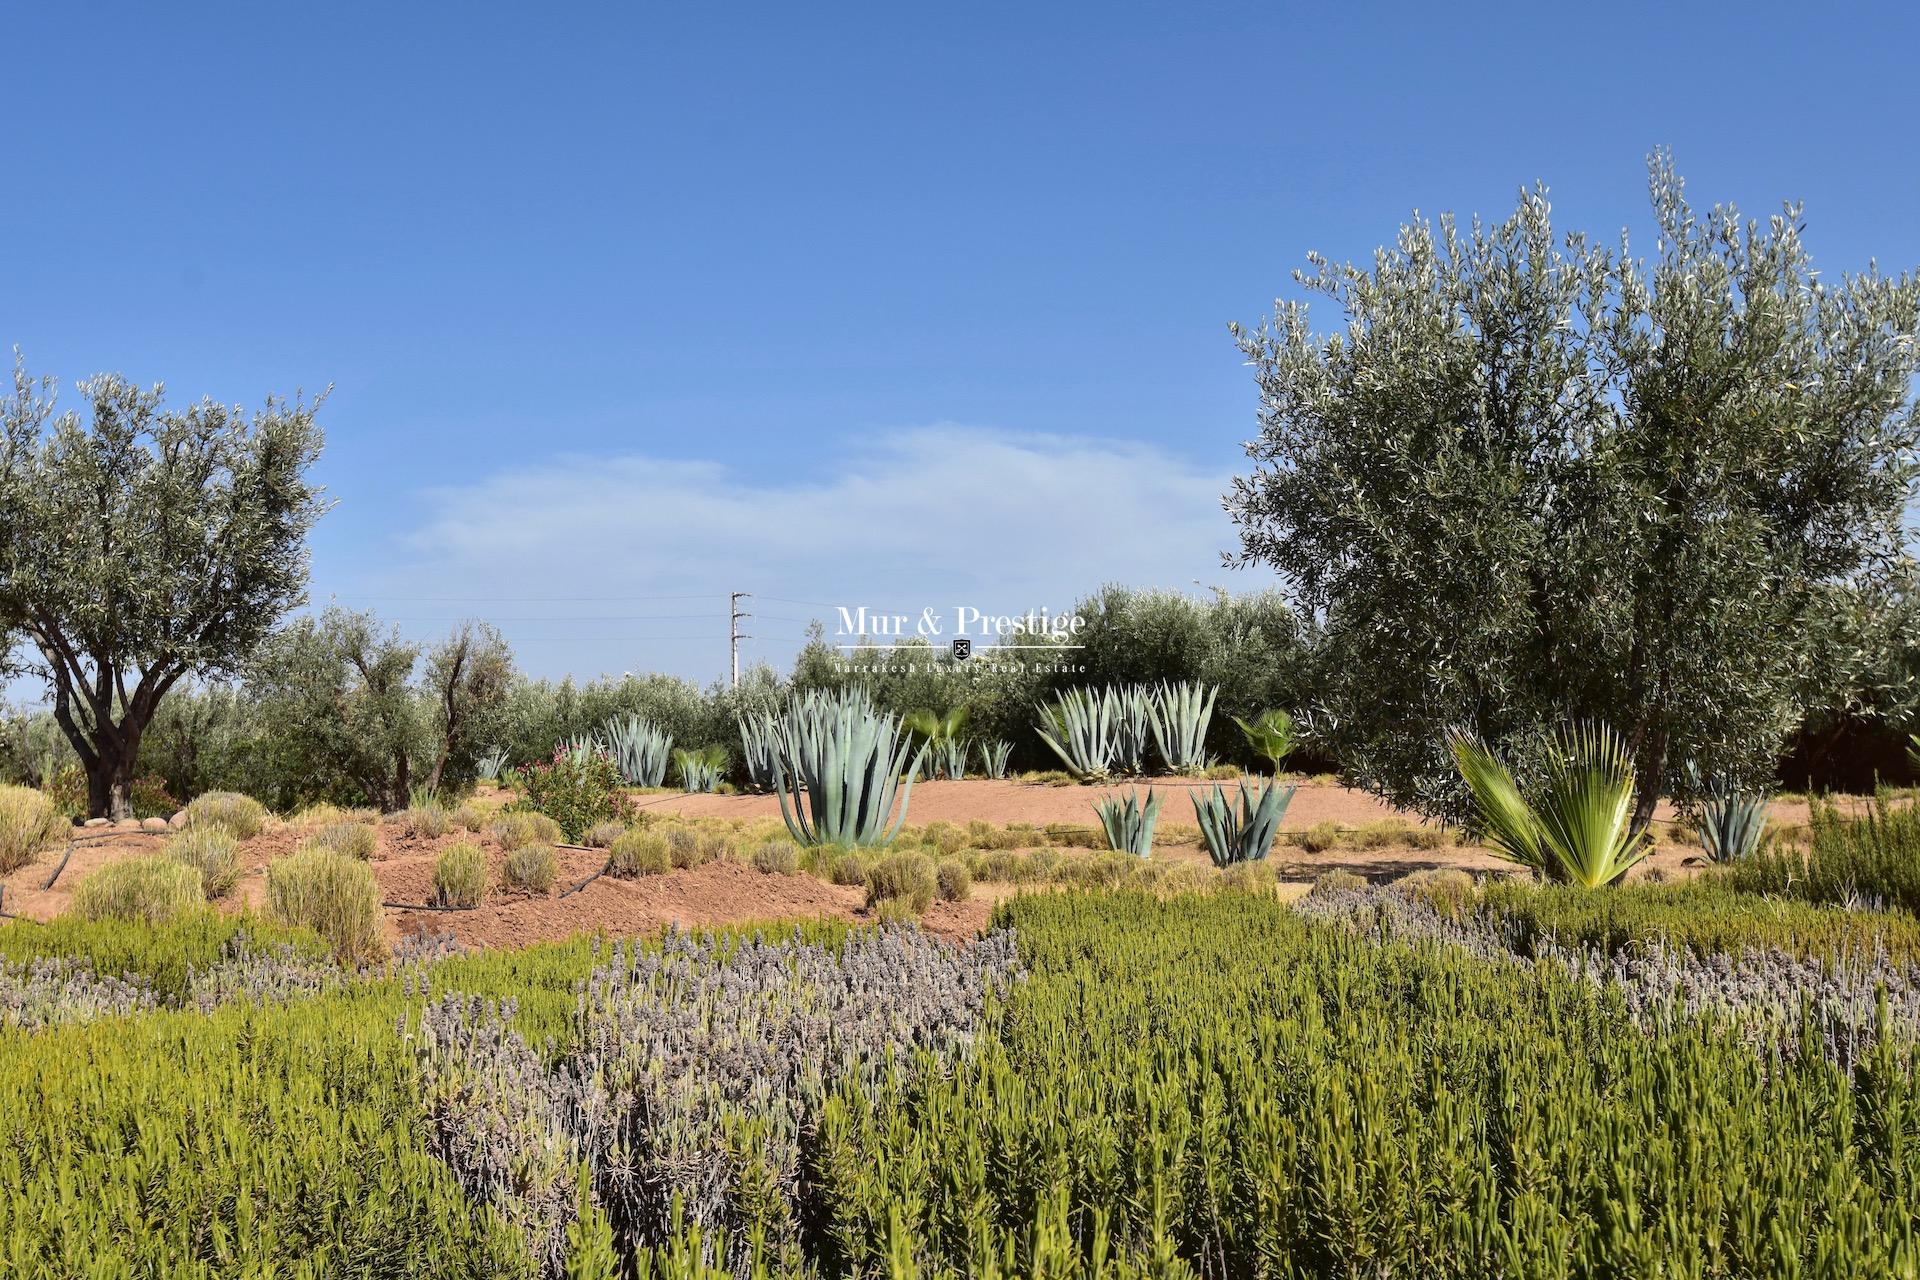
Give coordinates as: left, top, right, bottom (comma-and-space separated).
169, 809, 190, 829
83, 817, 110, 828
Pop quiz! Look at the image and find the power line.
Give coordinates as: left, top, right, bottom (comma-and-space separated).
318, 593, 722, 603
377, 614, 725, 622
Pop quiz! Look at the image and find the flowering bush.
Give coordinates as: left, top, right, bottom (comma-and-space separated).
512, 747, 631, 843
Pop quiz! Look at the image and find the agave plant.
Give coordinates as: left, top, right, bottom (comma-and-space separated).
1094, 787, 1161, 857
603, 714, 672, 788
904, 706, 971, 780
1447, 722, 1647, 888
1112, 686, 1152, 775
475, 747, 509, 782
1231, 708, 1295, 775
1148, 681, 1217, 773
1035, 688, 1117, 779
774, 689, 924, 847
1685, 765, 1769, 864
1191, 777, 1296, 866
738, 713, 788, 793
978, 739, 1013, 780
673, 745, 727, 793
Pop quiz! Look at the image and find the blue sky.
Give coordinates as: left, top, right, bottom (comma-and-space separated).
5, 1, 1917, 685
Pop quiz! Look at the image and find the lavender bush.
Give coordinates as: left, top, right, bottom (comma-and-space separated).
413, 925, 1021, 1276
1297, 880, 1920, 1070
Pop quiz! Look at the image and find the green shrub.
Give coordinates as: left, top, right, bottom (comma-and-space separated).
865, 852, 936, 913
165, 825, 242, 898
0, 910, 326, 1005
489, 811, 562, 851
1481, 874, 1920, 962
503, 844, 557, 895
934, 858, 972, 902
1731, 795, 1920, 914
301, 821, 378, 860
184, 791, 269, 840
265, 849, 385, 964
451, 803, 488, 832
0, 784, 66, 873
71, 857, 205, 925
514, 747, 631, 842
431, 841, 488, 909
607, 828, 670, 877
752, 840, 800, 875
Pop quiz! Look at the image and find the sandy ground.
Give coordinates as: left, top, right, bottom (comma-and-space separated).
0, 780, 1835, 952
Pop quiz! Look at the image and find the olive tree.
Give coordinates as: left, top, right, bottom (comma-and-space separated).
0, 358, 327, 818
249, 609, 515, 810
1226, 155, 1920, 826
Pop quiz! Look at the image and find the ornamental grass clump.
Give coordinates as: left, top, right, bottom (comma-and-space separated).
935, 858, 972, 902
502, 843, 557, 895
607, 828, 670, 877
865, 852, 937, 914
751, 839, 800, 875
301, 820, 377, 860
0, 783, 66, 873
264, 848, 385, 964
580, 820, 627, 849
489, 811, 561, 852
432, 841, 488, 909
400, 802, 452, 839
165, 825, 242, 898
184, 791, 269, 840
71, 857, 205, 926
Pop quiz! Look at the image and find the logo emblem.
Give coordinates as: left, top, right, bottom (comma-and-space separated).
952, 637, 972, 661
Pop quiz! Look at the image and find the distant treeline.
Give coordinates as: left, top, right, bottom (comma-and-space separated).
0, 582, 1911, 814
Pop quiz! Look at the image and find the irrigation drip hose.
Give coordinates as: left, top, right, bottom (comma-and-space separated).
381, 900, 474, 913
41, 843, 76, 891
560, 859, 614, 900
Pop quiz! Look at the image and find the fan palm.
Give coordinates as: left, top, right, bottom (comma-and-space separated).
1231, 708, 1296, 775
1447, 722, 1647, 888
904, 705, 971, 779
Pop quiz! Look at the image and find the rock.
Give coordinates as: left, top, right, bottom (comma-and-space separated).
140, 817, 171, 833
83, 817, 110, 828
169, 809, 189, 829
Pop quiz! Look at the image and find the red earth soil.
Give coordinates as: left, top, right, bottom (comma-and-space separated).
0, 780, 1845, 952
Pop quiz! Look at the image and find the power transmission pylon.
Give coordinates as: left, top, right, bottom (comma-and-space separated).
730, 592, 751, 687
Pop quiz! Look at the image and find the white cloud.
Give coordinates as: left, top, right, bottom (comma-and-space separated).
328, 427, 1247, 681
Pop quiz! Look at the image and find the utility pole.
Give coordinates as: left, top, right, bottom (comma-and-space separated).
729, 592, 751, 687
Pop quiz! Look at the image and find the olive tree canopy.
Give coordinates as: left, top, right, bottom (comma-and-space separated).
0, 357, 327, 818
1226, 155, 1920, 826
